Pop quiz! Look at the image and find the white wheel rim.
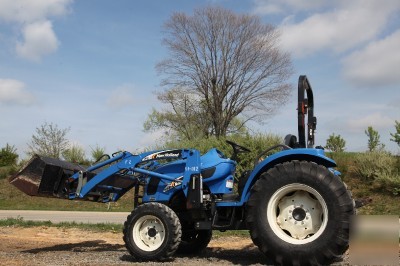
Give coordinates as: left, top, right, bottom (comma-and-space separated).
132, 215, 166, 251
267, 183, 328, 245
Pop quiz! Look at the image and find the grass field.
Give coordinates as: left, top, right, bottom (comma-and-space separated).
0, 178, 135, 212
0, 217, 123, 232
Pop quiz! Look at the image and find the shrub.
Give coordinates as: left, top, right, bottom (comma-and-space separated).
62, 144, 89, 165
354, 152, 400, 195
0, 143, 19, 179
0, 165, 17, 179
0, 143, 19, 167
90, 145, 106, 163
326, 152, 358, 177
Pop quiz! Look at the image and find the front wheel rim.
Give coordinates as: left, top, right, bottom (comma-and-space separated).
267, 183, 328, 244
132, 215, 166, 251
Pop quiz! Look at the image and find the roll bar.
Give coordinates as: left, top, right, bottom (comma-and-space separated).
297, 75, 317, 148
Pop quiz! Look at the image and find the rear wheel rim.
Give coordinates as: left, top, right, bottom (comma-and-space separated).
267, 183, 328, 244
132, 215, 166, 251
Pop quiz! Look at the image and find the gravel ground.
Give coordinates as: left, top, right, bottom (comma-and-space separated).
0, 226, 350, 265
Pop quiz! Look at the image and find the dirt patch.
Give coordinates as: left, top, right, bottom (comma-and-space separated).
0, 226, 354, 265
0, 226, 270, 265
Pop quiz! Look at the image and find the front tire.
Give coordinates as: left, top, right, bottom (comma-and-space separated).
246, 161, 354, 265
123, 202, 182, 260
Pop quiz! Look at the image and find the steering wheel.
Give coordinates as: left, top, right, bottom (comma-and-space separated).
226, 140, 251, 161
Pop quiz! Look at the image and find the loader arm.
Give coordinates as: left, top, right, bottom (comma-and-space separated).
72, 149, 202, 203
11, 149, 202, 205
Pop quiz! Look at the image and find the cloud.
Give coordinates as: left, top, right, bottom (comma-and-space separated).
388, 98, 400, 109
0, 0, 73, 61
346, 113, 394, 133
0, 0, 72, 23
278, 0, 400, 57
106, 85, 137, 109
253, 0, 328, 15
0, 78, 36, 105
342, 29, 400, 87
16, 20, 59, 61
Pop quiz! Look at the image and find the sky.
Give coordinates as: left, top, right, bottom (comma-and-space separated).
0, 0, 399, 159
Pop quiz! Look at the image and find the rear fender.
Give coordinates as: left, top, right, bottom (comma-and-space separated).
240, 148, 336, 204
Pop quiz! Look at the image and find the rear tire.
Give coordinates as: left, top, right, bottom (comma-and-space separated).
177, 229, 212, 254
246, 161, 354, 265
123, 202, 181, 260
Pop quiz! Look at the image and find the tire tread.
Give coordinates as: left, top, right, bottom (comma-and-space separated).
246, 161, 354, 266
123, 202, 181, 261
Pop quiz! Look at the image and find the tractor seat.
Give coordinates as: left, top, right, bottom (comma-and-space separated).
284, 134, 297, 148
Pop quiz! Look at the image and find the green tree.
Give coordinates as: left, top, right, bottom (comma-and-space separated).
0, 143, 19, 166
325, 133, 346, 152
365, 126, 385, 152
390, 120, 400, 147
27, 122, 70, 159
90, 145, 106, 163
62, 144, 87, 164
152, 6, 292, 139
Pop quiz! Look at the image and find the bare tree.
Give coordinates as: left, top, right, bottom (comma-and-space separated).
154, 6, 292, 138
27, 122, 70, 159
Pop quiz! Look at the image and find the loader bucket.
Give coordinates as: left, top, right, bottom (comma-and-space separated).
9, 154, 84, 197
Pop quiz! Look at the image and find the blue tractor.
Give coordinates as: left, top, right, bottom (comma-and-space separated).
11, 76, 354, 265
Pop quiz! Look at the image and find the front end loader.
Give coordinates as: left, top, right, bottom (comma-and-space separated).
10, 75, 354, 265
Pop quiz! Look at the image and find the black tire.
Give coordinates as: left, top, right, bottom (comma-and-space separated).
123, 202, 182, 260
177, 229, 212, 254
246, 161, 354, 266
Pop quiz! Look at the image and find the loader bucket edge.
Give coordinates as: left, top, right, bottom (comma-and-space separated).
9, 154, 85, 197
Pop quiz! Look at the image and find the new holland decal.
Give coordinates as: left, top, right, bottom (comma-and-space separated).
163, 176, 183, 192
142, 150, 182, 161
